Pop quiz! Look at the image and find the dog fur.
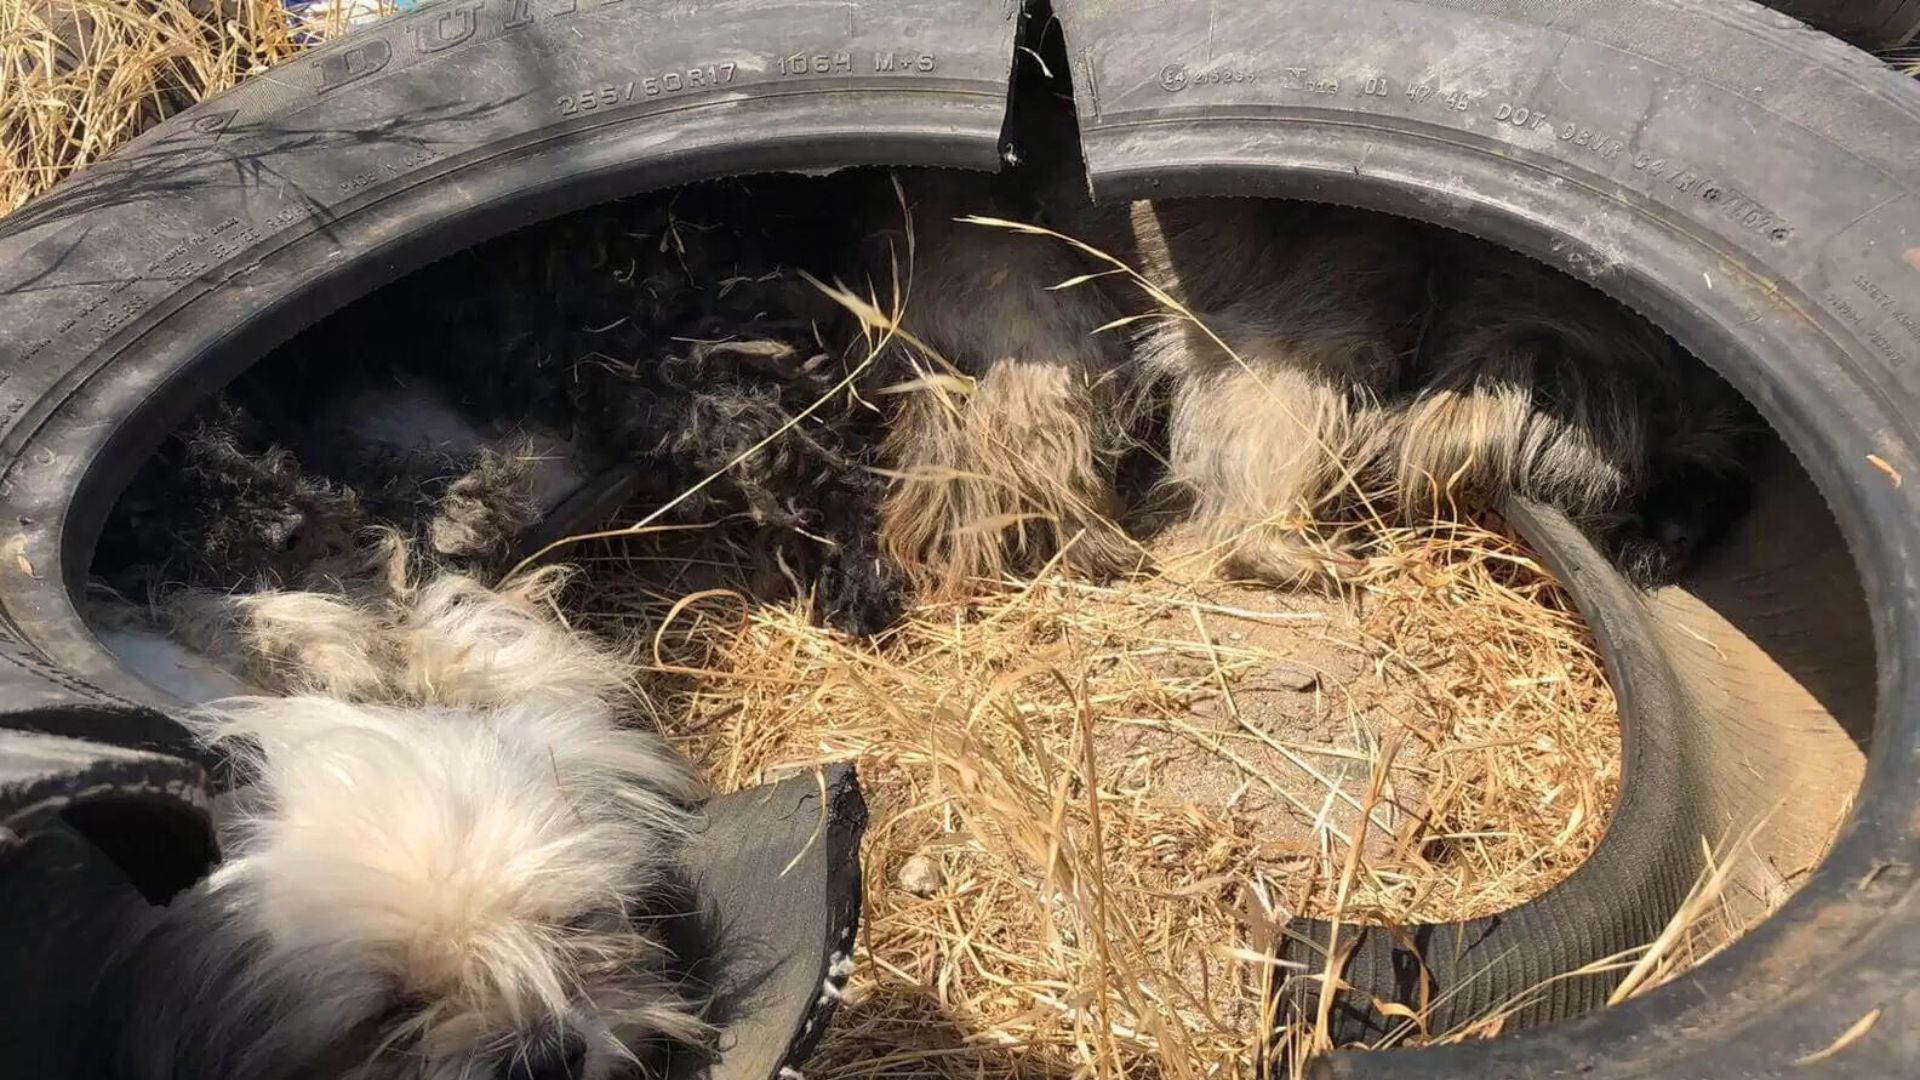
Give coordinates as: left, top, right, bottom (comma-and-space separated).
865, 171, 1140, 598
96, 387, 562, 601
1121, 198, 1428, 585
426, 445, 547, 560
89, 556, 706, 1080
149, 540, 626, 710
93, 399, 372, 595
356, 181, 906, 634
1391, 245, 1759, 584
94, 171, 1759, 637
96, 178, 908, 636
573, 339, 906, 636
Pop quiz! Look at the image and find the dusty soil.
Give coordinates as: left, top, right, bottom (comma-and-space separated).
1093, 541, 1430, 870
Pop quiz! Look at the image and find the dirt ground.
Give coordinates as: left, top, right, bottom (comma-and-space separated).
1093, 535, 1432, 873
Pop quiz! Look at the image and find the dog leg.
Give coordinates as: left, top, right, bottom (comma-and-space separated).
1126, 200, 1427, 586
874, 173, 1138, 597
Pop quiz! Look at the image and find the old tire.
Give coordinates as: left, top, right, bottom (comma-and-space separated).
2, 0, 1917, 1076
0, 0, 1019, 752
1050, 0, 1917, 1074
0, 0, 1018, 1075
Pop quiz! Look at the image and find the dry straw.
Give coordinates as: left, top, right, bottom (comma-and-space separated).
569, 470, 1650, 1076
549, 212, 1645, 1076
556, 210, 1832, 1073
0, 0, 379, 213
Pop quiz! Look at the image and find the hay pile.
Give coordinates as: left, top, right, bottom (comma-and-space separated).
555, 500, 1623, 1074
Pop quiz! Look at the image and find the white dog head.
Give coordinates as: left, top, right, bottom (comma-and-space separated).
98, 694, 704, 1080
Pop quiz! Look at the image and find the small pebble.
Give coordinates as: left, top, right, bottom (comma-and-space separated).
896, 854, 943, 897
1188, 695, 1225, 718
1267, 661, 1319, 692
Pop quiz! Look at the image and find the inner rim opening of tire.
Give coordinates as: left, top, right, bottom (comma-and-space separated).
76, 137, 1876, 1067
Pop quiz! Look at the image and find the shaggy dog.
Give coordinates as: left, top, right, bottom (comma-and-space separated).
1118, 198, 1429, 585
1041, 191, 1754, 587
1390, 244, 1760, 584
94, 171, 1759, 642
398, 179, 907, 634
98, 177, 907, 637
860, 170, 1139, 598
85, 556, 707, 1080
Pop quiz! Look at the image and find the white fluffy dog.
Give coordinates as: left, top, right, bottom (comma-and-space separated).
90, 556, 706, 1080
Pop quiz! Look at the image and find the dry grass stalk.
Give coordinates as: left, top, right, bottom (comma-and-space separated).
1884, 44, 1920, 76
1335, 518, 1621, 919
0, 19, 1744, 1060
537, 215, 1634, 1078
0, 0, 384, 214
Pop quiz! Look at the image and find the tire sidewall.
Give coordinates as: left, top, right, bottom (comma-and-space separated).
0, 0, 1018, 710
1055, 0, 1920, 1073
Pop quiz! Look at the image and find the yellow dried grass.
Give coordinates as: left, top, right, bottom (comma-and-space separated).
0, 0, 382, 214
557, 495, 1623, 1078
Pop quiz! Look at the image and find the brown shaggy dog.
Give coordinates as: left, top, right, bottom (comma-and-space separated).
863, 171, 1140, 597
1119, 199, 1429, 585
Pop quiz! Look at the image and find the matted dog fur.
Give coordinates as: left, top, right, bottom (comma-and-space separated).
89, 549, 707, 1080
1122, 198, 1429, 585
1039, 190, 1756, 587
97, 177, 907, 636
862, 171, 1140, 597
396, 178, 906, 634
1391, 244, 1759, 583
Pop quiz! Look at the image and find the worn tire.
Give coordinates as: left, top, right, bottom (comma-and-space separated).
1275, 459, 1873, 1047
4, 0, 1919, 1076
1050, 0, 1918, 1074
0, 0, 1019, 754
0, 1, 1017, 1074
1273, 493, 1715, 1045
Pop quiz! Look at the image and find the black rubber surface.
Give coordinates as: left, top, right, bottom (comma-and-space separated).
0, 728, 215, 901
1049, 0, 1920, 1074
666, 764, 869, 1080
1271, 452, 1876, 1050
0, 729, 214, 1075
